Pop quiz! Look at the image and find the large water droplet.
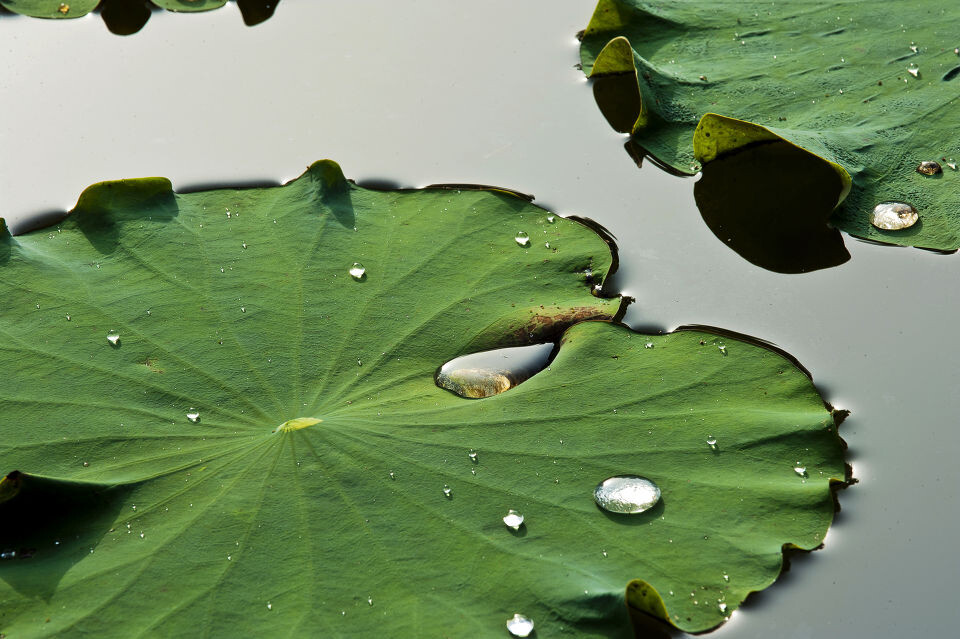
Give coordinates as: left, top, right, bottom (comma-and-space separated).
593, 475, 661, 514
186, 409, 200, 423
794, 465, 807, 477
917, 160, 942, 176
870, 202, 919, 230
514, 231, 530, 247
106, 330, 120, 347
349, 262, 366, 279
503, 509, 524, 531
436, 343, 553, 399
506, 613, 535, 637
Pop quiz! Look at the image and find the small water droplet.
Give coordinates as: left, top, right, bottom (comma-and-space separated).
58, 3, 69, 14
442, 484, 452, 498
544, 242, 550, 249
593, 475, 661, 514
514, 231, 530, 247
82, 461, 89, 467
241, 242, 248, 249
357, 358, 362, 367
225, 210, 231, 218
601, 549, 608, 557
1, 550, 16, 560
367, 596, 373, 606
645, 342, 654, 349
718, 344, 727, 354
187, 409, 200, 423
503, 509, 524, 530
917, 160, 942, 176
718, 602, 728, 614
723, 574, 729, 582
66, 314, 71, 321
468, 449, 479, 463
907, 64, 920, 78
227, 554, 232, 560
139, 532, 145, 539
946, 159, 958, 171
349, 262, 366, 279
547, 215, 556, 223
870, 202, 919, 230
389, 471, 396, 480
240, 306, 246, 313
794, 465, 807, 477
220, 267, 225, 273
106, 330, 120, 346
146, 309, 152, 316
506, 613, 535, 638
267, 602, 272, 610
706, 436, 717, 449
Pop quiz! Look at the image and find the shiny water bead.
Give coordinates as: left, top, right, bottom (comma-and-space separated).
349, 262, 366, 279
593, 475, 661, 514
58, 3, 69, 14
442, 485, 452, 498
506, 613, 535, 637
706, 436, 717, 449
514, 231, 530, 247
186, 409, 200, 423
106, 331, 120, 346
916, 161, 942, 176
794, 465, 807, 477
468, 449, 479, 463
870, 202, 919, 230
546, 215, 556, 223
906, 64, 920, 78
502, 509, 524, 531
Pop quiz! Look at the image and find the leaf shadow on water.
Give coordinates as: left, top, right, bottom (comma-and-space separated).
0, 471, 135, 600
693, 140, 850, 274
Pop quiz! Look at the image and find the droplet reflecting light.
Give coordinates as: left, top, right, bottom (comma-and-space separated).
503, 509, 524, 531
106, 331, 120, 347
506, 613, 535, 637
870, 202, 918, 230
514, 231, 530, 247
187, 409, 200, 423
349, 262, 366, 279
593, 475, 661, 514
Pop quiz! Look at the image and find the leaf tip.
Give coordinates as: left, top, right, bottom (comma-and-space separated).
625, 578, 673, 631
304, 159, 348, 192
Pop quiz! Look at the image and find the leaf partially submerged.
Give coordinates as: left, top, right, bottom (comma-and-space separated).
0, 161, 845, 635
581, 0, 960, 250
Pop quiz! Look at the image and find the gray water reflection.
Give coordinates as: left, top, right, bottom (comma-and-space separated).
0, 3, 957, 639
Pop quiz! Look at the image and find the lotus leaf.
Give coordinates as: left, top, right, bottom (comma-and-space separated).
0, 162, 846, 636
581, 0, 960, 250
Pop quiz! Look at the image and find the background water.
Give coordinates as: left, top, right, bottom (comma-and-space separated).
1, 2, 958, 637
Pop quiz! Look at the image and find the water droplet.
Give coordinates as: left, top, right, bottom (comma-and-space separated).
146, 309, 152, 316
593, 475, 661, 514
389, 471, 396, 480
514, 231, 530, 247
468, 449, 479, 463
909, 45, 918, 53
917, 160, 942, 176
227, 554, 232, 560
946, 159, 958, 171
106, 331, 120, 347
0, 550, 16, 560
601, 549, 608, 557
544, 242, 550, 249
442, 484, 452, 498
794, 465, 807, 477
506, 613, 535, 638
503, 509, 524, 530
907, 64, 920, 78
547, 215, 556, 223
220, 267, 225, 273
241, 242, 248, 249
367, 596, 373, 606
723, 574, 729, 581
58, 3, 69, 14
82, 461, 89, 467
349, 262, 366, 279
645, 342, 654, 349
870, 202, 919, 230
718, 344, 727, 354
267, 602, 272, 610
706, 436, 717, 449
65, 314, 71, 321
139, 532, 145, 539
718, 602, 728, 614
357, 358, 362, 367
225, 210, 231, 219
187, 409, 200, 423
240, 306, 246, 313
436, 344, 552, 399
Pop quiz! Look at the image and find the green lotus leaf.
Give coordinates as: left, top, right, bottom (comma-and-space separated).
0, 0, 99, 18
0, 161, 846, 636
581, 0, 960, 250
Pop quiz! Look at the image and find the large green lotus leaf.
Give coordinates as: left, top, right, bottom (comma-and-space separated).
581, 0, 960, 250
0, 162, 845, 636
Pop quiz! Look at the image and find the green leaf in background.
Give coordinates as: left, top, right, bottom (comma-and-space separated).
581, 0, 960, 250
0, 162, 846, 636
0, 0, 277, 31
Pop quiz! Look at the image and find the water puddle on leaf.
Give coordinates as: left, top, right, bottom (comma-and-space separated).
435, 343, 554, 399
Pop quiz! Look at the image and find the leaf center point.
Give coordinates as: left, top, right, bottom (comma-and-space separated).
275, 417, 322, 433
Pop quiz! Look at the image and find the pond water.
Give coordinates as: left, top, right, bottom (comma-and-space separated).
1, 2, 957, 637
